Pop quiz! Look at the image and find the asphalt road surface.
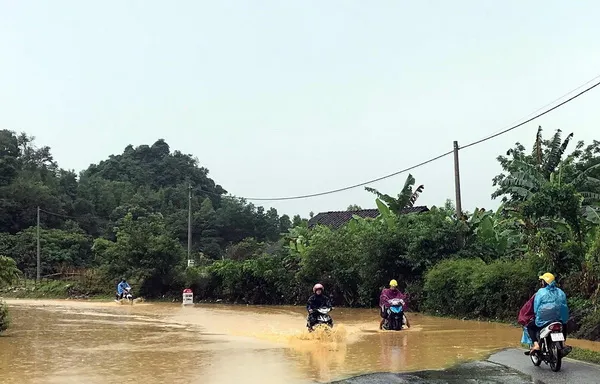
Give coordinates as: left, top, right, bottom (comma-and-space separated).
330, 348, 600, 384
489, 348, 600, 384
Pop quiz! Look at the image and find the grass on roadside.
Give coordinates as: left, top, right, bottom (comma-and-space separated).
568, 347, 600, 365
0, 279, 111, 299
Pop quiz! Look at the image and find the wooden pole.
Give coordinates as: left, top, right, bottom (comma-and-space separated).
453, 141, 463, 220
187, 184, 192, 263
36, 206, 41, 283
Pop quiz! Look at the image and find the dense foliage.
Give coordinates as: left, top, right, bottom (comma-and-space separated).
0, 256, 20, 333
423, 128, 600, 338
2, 127, 600, 340
0, 301, 8, 334
0, 130, 296, 295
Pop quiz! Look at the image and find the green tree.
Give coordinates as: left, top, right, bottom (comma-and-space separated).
0, 130, 20, 187
0, 256, 20, 332
466, 205, 525, 259
490, 127, 600, 273
93, 210, 185, 297
365, 174, 424, 214
224, 237, 265, 261
292, 214, 307, 228
279, 214, 292, 234
492, 127, 599, 211
0, 256, 21, 286
0, 228, 93, 277
0, 300, 8, 334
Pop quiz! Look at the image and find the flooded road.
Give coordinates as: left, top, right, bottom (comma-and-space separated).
1, 300, 600, 384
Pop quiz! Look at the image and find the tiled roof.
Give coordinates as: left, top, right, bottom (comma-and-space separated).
308, 206, 429, 229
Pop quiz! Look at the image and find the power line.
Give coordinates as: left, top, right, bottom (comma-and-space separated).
244, 151, 453, 201
32, 74, 600, 205
39, 208, 100, 220
241, 74, 600, 201
460, 77, 600, 150
469, 74, 600, 141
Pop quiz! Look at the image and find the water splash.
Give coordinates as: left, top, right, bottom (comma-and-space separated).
293, 324, 348, 343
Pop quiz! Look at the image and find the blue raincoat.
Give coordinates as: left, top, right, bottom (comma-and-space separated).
117, 281, 131, 294
534, 281, 569, 327
520, 281, 569, 346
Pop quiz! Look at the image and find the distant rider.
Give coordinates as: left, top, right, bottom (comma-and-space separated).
525, 273, 570, 354
379, 279, 410, 330
115, 278, 131, 301
306, 283, 332, 331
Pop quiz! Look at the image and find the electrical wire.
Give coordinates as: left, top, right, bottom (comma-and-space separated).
39, 208, 100, 220
244, 151, 453, 201
466, 74, 600, 142
242, 75, 600, 201
460, 77, 600, 150
34, 74, 600, 205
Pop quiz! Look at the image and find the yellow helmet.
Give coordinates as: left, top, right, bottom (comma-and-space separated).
539, 273, 555, 284
389, 279, 398, 287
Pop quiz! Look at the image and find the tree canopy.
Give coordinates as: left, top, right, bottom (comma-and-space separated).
3, 126, 600, 342
0, 130, 300, 282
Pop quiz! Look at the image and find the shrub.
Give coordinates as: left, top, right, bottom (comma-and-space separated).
423, 258, 485, 317
0, 300, 9, 333
423, 258, 536, 320
183, 266, 214, 299
574, 307, 600, 341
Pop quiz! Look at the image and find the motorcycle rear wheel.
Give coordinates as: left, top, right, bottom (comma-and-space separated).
549, 342, 562, 372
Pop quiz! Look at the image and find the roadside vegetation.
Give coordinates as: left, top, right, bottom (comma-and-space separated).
1, 127, 600, 345
0, 255, 21, 333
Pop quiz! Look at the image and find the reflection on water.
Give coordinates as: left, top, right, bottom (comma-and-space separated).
1, 300, 600, 384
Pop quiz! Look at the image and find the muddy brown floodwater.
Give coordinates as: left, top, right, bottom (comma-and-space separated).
2, 300, 600, 384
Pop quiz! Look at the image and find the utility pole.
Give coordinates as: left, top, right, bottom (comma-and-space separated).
453, 141, 463, 220
187, 184, 192, 264
36, 206, 41, 283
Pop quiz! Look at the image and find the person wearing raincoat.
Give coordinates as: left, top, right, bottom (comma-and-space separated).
518, 294, 536, 345
115, 278, 131, 301
379, 279, 410, 330
520, 273, 570, 354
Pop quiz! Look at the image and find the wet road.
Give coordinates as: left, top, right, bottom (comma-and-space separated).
330, 361, 533, 383
489, 348, 600, 384
2, 300, 600, 383
332, 349, 600, 383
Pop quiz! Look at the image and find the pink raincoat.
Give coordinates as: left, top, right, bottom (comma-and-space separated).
379, 288, 407, 308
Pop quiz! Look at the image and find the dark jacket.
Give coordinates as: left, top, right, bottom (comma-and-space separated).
307, 293, 332, 312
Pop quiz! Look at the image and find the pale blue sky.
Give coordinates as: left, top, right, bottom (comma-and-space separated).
1, 1, 600, 216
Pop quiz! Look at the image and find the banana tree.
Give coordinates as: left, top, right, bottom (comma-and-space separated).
468, 205, 525, 256
283, 226, 311, 257
365, 174, 424, 215
494, 128, 600, 226
573, 164, 600, 224
493, 127, 575, 202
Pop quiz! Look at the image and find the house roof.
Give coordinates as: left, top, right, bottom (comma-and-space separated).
308, 206, 429, 229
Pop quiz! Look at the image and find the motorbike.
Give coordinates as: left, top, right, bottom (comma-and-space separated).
307, 307, 333, 331
382, 298, 406, 331
123, 287, 133, 302
116, 287, 134, 304
526, 322, 571, 372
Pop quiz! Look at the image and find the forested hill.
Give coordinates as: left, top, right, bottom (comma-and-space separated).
0, 130, 300, 278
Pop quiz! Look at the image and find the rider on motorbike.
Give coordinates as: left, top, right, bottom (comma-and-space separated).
115, 278, 131, 301
526, 273, 569, 354
306, 283, 332, 330
379, 279, 410, 330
